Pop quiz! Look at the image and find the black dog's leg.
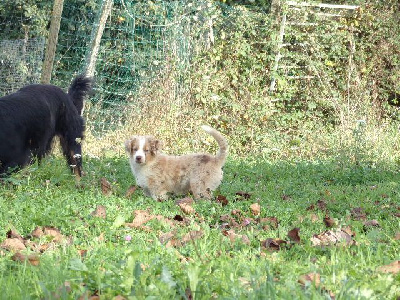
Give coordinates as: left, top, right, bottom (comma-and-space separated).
59, 136, 82, 178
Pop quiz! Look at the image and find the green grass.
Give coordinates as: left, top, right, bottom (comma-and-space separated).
0, 153, 399, 299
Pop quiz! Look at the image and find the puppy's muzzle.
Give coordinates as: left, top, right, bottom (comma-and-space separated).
135, 156, 144, 164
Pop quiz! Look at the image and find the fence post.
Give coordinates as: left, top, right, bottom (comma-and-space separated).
41, 0, 64, 84
85, 0, 114, 78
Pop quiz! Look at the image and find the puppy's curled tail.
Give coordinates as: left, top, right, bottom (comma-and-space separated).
201, 125, 229, 163
68, 75, 93, 114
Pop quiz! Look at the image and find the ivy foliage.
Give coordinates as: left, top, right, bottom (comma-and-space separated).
0, 0, 52, 39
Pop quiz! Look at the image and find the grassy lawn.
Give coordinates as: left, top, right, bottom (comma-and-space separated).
0, 153, 399, 299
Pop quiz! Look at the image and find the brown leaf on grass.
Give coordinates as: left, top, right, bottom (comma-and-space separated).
78, 249, 87, 258
311, 227, 356, 247
0, 238, 26, 252
395, 232, 400, 240
351, 207, 367, 220
126, 210, 154, 228
222, 230, 250, 245
28, 242, 53, 253
317, 200, 327, 211
182, 230, 204, 243
175, 197, 194, 206
168, 230, 204, 248
241, 218, 252, 227
287, 228, 301, 243
216, 194, 229, 206
323, 216, 336, 228
52, 281, 72, 299
281, 194, 291, 201
179, 203, 196, 215
261, 238, 287, 251
6, 229, 24, 241
235, 191, 251, 200
231, 209, 242, 216
31, 226, 44, 238
100, 177, 112, 195
173, 215, 184, 222
96, 232, 105, 242
42, 227, 65, 243
159, 232, 175, 245
310, 213, 319, 223
78, 292, 99, 300
259, 216, 279, 229
250, 203, 261, 216
125, 210, 174, 229
376, 261, 400, 274
306, 204, 315, 211
125, 185, 137, 198
91, 205, 107, 219
299, 272, 335, 299
220, 214, 239, 229
363, 219, 380, 230
11, 252, 40, 266
298, 272, 321, 287
185, 287, 193, 300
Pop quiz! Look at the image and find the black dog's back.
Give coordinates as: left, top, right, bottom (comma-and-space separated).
0, 76, 93, 176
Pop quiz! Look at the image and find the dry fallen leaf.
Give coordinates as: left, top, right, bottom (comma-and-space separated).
126, 210, 154, 228
394, 232, 400, 240
182, 230, 204, 243
287, 228, 301, 243
351, 207, 367, 220
311, 227, 356, 247
323, 216, 336, 228
236, 191, 251, 200
100, 177, 112, 195
216, 194, 229, 206
179, 203, 195, 215
259, 216, 279, 229
363, 219, 380, 229
159, 232, 175, 244
91, 205, 107, 219
0, 238, 26, 252
51, 281, 72, 299
6, 229, 24, 241
298, 272, 321, 287
317, 199, 327, 211
220, 214, 239, 229
222, 229, 250, 245
43, 227, 64, 243
125, 210, 173, 229
125, 185, 137, 198
31, 226, 44, 238
175, 197, 194, 206
309, 213, 319, 223
376, 260, 400, 274
169, 230, 204, 248
11, 252, 40, 266
250, 203, 261, 216
261, 238, 287, 251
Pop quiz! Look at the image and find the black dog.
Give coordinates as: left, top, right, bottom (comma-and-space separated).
0, 75, 93, 178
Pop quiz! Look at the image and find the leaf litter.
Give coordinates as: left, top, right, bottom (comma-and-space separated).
0, 226, 70, 265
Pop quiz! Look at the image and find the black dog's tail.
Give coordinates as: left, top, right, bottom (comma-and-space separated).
68, 75, 93, 115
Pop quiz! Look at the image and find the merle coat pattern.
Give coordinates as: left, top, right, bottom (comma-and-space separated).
0, 75, 92, 177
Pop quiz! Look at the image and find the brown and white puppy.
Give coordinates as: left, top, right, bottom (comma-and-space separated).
125, 125, 228, 200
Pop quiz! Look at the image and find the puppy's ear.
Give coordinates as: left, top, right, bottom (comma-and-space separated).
149, 137, 161, 155
124, 137, 136, 154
